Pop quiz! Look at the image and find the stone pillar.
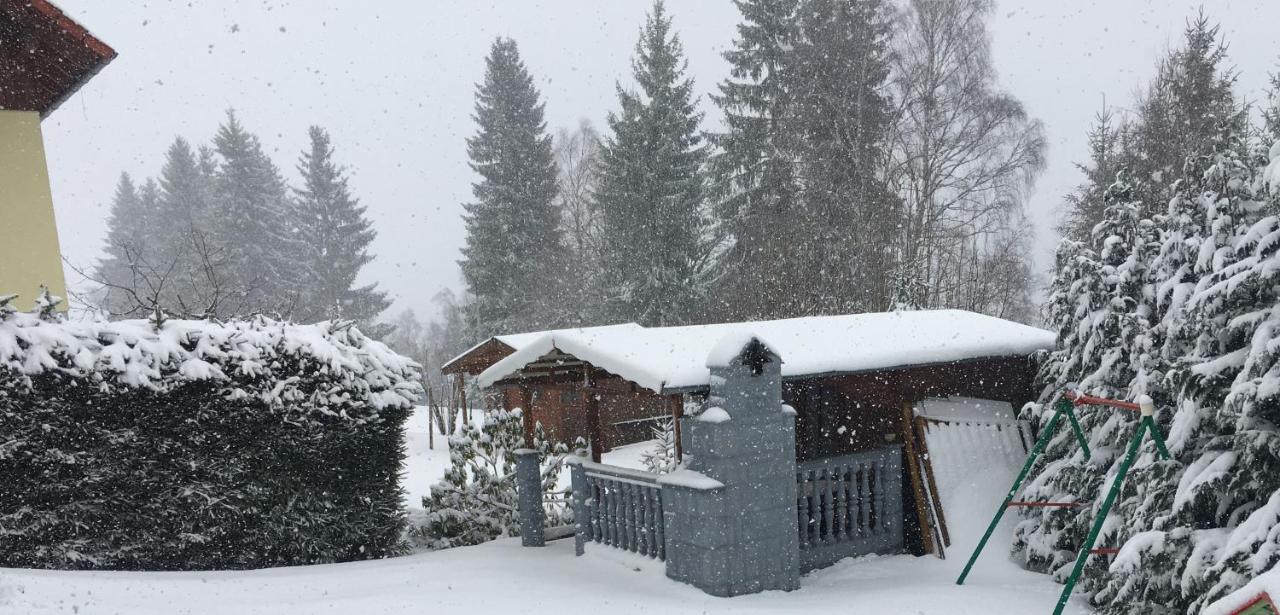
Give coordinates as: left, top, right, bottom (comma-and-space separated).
659, 335, 800, 596
514, 448, 545, 547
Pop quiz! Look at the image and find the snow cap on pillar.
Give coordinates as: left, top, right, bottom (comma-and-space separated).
705, 331, 780, 371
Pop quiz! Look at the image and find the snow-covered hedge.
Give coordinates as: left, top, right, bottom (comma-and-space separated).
0, 302, 420, 570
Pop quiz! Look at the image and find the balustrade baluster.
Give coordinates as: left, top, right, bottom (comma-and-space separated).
834, 464, 848, 542
821, 467, 834, 543
859, 462, 870, 534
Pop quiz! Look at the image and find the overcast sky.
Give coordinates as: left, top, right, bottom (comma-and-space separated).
43, 0, 1280, 321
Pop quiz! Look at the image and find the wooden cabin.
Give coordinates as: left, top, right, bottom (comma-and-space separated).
445, 310, 1051, 462
448, 310, 1054, 555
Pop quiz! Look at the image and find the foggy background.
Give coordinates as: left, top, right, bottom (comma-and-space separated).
42, 0, 1280, 318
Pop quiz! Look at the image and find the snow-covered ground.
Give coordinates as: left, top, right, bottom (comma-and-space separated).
0, 406, 1095, 614
0, 531, 1088, 615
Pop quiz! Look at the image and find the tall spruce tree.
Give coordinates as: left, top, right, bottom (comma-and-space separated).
594, 1, 710, 326
211, 110, 301, 316
790, 0, 898, 314
707, 0, 803, 320
458, 38, 564, 337
292, 126, 389, 325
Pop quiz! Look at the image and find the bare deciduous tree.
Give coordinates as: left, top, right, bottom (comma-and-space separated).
887, 0, 1046, 317
75, 229, 258, 320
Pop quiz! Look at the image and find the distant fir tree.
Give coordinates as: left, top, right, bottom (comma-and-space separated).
153, 137, 221, 312
458, 38, 565, 337
1128, 13, 1244, 206
292, 126, 389, 325
95, 173, 157, 316
1058, 110, 1128, 242
1265, 69, 1280, 141
211, 110, 302, 316
594, 1, 711, 326
707, 0, 803, 320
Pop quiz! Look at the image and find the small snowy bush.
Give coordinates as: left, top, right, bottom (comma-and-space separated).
416, 409, 572, 550
0, 298, 420, 570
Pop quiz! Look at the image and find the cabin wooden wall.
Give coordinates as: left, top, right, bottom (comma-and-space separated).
786, 355, 1037, 462
504, 375, 671, 453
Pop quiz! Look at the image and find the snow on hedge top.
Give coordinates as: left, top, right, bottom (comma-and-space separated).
477, 309, 1055, 393
0, 311, 421, 414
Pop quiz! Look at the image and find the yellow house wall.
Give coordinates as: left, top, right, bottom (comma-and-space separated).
0, 110, 67, 311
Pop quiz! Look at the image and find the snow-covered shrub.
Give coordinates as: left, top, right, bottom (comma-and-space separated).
1018, 135, 1280, 613
641, 418, 678, 474
0, 300, 420, 571
416, 409, 572, 550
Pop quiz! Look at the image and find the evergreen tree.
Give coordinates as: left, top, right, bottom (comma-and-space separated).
155, 137, 220, 312
292, 126, 389, 325
210, 110, 301, 316
707, 0, 803, 320
641, 417, 678, 474
95, 173, 156, 316
458, 38, 565, 337
1128, 13, 1244, 207
156, 137, 215, 250
593, 1, 710, 326
417, 410, 568, 550
790, 0, 898, 314
1265, 70, 1280, 142
1058, 110, 1129, 242
1015, 172, 1161, 594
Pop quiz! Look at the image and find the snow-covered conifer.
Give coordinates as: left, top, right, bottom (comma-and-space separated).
594, 1, 711, 326
458, 38, 565, 337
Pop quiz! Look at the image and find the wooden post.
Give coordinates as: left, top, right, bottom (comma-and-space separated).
585, 372, 602, 463
519, 385, 535, 447
914, 415, 950, 547
457, 374, 469, 426
668, 394, 684, 461
426, 384, 435, 450
899, 401, 935, 555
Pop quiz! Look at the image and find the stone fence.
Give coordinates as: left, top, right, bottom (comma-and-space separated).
515, 336, 904, 597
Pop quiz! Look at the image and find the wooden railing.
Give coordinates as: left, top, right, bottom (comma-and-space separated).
796, 444, 904, 571
569, 459, 666, 560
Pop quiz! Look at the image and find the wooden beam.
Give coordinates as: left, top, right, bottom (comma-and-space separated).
900, 402, 935, 555
519, 386, 534, 447
585, 371, 602, 463
914, 415, 950, 547
669, 394, 684, 462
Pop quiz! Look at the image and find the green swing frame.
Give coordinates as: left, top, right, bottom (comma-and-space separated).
955, 392, 1171, 615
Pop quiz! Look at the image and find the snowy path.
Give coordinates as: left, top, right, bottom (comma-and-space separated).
0, 536, 1089, 615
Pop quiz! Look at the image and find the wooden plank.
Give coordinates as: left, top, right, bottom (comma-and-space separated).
669, 394, 684, 461
915, 416, 951, 546
899, 402, 935, 555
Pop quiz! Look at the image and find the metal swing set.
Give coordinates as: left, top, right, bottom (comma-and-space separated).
955, 390, 1171, 615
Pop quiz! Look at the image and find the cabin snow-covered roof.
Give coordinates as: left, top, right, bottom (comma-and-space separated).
474, 309, 1055, 393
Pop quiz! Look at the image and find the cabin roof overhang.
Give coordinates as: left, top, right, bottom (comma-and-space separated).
475, 310, 1056, 393
0, 0, 117, 118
